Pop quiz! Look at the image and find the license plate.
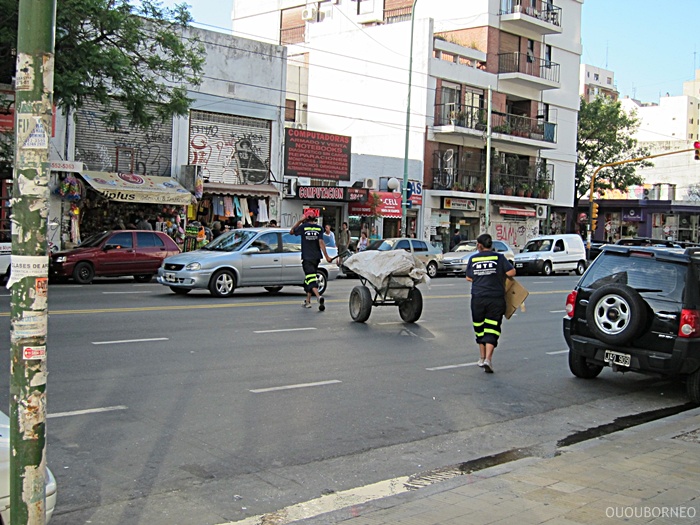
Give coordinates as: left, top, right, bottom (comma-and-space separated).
165, 273, 176, 282
515, 263, 523, 268
604, 350, 631, 367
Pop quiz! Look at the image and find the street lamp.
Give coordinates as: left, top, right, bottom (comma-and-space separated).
401, 0, 419, 238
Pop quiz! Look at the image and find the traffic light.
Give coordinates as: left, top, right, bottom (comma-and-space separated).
694, 141, 700, 161
591, 202, 599, 231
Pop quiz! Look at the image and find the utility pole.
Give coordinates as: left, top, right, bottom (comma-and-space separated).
10, 0, 56, 523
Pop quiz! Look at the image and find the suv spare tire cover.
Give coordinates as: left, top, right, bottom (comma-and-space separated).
586, 284, 647, 345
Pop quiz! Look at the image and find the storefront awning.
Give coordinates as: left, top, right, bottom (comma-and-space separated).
81, 171, 194, 205
499, 205, 537, 217
204, 183, 279, 198
348, 191, 402, 218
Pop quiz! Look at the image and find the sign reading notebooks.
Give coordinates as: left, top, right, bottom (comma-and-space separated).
284, 128, 351, 181
81, 171, 194, 205
348, 191, 401, 217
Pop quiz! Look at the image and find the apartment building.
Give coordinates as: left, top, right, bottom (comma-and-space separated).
579, 64, 618, 102
233, 0, 583, 248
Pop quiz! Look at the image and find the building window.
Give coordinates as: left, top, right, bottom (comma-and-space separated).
527, 39, 535, 62
594, 73, 599, 81
544, 44, 552, 67
285, 99, 296, 122
607, 77, 612, 85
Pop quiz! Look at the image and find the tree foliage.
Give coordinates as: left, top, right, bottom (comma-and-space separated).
576, 96, 652, 201
0, 0, 205, 130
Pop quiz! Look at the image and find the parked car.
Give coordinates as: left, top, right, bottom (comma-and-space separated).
0, 410, 57, 523
589, 237, 680, 260
563, 244, 700, 403
157, 228, 339, 297
440, 239, 515, 276
50, 230, 181, 284
0, 242, 9, 283
364, 238, 443, 278
514, 234, 587, 276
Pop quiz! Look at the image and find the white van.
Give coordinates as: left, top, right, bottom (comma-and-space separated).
0, 242, 9, 282
514, 234, 587, 276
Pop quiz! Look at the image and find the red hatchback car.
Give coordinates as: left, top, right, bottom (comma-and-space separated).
50, 230, 181, 284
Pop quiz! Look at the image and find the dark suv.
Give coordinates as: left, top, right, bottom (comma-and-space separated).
563, 245, 700, 402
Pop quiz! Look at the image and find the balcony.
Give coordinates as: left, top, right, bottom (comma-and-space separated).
431, 168, 554, 200
433, 103, 557, 147
280, 25, 305, 45
499, 0, 562, 35
384, 6, 412, 24
498, 52, 560, 89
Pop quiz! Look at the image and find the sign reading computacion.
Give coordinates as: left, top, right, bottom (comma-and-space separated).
284, 128, 351, 181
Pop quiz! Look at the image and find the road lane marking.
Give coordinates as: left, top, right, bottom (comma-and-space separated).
549, 310, 566, 313
48, 405, 127, 419
426, 362, 479, 371
250, 380, 342, 394
254, 328, 317, 334
546, 350, 569, 355
91, 337, 169, 345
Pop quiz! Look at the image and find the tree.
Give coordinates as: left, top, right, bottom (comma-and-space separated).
576, 96, 651, 202
0, 0, 205, 133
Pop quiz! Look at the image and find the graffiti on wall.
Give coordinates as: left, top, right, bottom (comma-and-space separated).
494, 221, 539, 249
189, 112, 271, 186
74, 103, 173, 177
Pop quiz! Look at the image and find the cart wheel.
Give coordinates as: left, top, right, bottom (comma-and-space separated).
398, 288, 423, 323
349, 285, 372, 323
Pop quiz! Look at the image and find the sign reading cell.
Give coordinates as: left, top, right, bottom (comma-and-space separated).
284, 128, 351, 181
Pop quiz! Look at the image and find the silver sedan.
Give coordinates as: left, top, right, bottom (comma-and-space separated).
157, 228, 339, 297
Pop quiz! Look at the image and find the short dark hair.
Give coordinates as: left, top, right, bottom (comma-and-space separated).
476, 233, 493, 249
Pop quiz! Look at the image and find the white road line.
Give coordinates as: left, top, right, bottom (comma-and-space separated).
426, 362, 479, 371
250, 380, 342, 394
48, 405, 127, 419
546, 350, 569, 355
91, 337, 169, 345
253, 327, 317, 334
533, 281, 554, 284
549, 310, 567, 313
102, 291, 152, 294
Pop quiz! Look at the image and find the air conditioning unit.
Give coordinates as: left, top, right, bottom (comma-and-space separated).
536, 205, 547, 220
294, 122, 306, 130
301, 6, 317, 21
284, 177, 298, 197
364, 178, 377, 189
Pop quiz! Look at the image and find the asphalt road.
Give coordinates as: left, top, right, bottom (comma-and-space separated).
0, 272, 690, 525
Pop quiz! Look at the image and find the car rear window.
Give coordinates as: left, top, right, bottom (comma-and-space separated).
580, 252, 688, 302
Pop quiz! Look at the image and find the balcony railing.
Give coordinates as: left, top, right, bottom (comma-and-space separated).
431, 167, 554, 198
498, 52, 560, 84
436, 103, 557, 143
384, 6, 413, 24
499, 0, 562, 27
280, 25, 305, 45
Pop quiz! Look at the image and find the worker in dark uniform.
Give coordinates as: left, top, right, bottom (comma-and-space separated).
291, 211, 332, 310
466, 233, 516, 373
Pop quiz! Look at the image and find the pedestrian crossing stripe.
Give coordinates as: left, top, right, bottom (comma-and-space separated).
22, 118, 48, 149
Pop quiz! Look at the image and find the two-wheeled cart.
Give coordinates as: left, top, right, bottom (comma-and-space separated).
343, 250, 428, 324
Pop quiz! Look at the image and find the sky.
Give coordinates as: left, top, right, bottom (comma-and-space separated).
161, 0, 700, 104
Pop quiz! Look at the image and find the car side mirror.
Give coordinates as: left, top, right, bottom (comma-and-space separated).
243, 247, 260, 254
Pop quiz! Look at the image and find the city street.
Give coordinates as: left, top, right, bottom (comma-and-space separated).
0, 273, 691, 525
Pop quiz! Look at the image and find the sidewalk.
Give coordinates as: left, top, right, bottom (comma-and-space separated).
294, 407, 700, 525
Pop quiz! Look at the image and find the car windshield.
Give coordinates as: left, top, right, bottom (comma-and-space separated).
580, 252, 688, 302
368, 239, 395, 251
78, 231, 110, 248
202, 230, 256, 252
522, 239, 552, 253
454, 242, 477, 253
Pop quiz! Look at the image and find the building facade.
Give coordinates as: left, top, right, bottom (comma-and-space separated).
579, 64, 618, 102
233, 0, 583, 250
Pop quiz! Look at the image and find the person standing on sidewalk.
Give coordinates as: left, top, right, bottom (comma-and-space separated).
291, 212, 333, 310
466, 233, 515, 373
336, 222, 351, 264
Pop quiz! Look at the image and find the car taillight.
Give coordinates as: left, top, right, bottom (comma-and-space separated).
565, 290, 578, 318
679, 309, 700, 338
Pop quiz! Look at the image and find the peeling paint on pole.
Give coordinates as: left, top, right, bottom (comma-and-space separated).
11, 1, 57, 524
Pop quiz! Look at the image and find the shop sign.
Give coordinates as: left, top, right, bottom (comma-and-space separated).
346, 187, 368, 203
622, 208, 642, 222
284, 128, 351, 182
297, 186, 345, 200
50, 160, 83, 173
407, 180, 422, 206
348, 191, 401, 217
442, 197, 476, 211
